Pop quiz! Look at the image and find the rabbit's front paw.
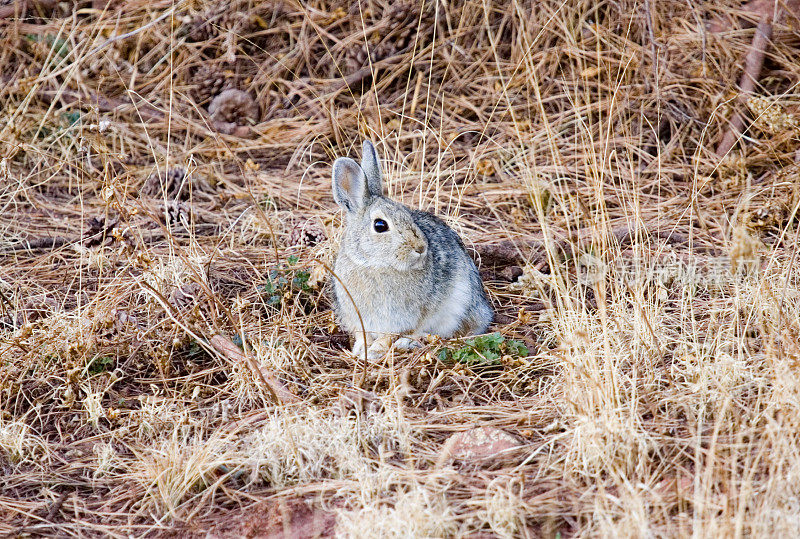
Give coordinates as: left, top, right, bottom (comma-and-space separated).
349, 335, 366, 359
367, 335, 394, 360
394, 336, 422, 352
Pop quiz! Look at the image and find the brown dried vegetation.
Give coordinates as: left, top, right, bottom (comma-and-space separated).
1, 0, 800, 536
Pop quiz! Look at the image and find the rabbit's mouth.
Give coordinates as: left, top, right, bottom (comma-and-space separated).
398, 228, 428, 270
404, 244, 428, 270
346, 243, 425, 271
361, 245, 426, 271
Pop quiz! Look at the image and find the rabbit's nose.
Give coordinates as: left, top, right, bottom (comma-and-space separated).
414, 244, 425, 254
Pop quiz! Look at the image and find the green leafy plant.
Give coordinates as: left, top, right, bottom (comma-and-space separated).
62, 111, 81, 126
87, 355, 114, 375
25, 34, 70, 66
437, 333, 528, 367
259, 256, 313, 309
186, 338, 207, 358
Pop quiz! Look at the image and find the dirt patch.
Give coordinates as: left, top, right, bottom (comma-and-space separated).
183, 498, 338, 539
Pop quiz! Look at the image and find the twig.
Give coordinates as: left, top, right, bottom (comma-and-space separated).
36, 87, 253, 136
286, 54, 406, 104
0, 237, 70, 253
37, 89, 165, 123
0, 229, 167, 255
46, 490, 69, 522
643, 0, 660, 95
473, 225, 693, 268
84, 1, 188, 58
715, 19, 773, 157
333, 55, 404, 94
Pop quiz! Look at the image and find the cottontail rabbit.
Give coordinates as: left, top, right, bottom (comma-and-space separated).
331, 141, 493, 359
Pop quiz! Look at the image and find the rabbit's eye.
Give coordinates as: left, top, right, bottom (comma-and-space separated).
373, 218, 389, 233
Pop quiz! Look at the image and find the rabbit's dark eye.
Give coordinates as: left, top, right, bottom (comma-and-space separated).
373, 218, 389, 233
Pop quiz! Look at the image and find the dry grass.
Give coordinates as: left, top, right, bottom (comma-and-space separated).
1, 0, 799, 536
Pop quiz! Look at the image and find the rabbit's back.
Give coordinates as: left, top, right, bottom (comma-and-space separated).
410, 209, 493, 336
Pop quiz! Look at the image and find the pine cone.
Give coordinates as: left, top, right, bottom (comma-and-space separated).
163, 201, 191, 229
744, 168, 800, 232
83, 216, 119, 247
190, 64, 236, 105
385, 0, 431, 49
186, 8, 252, 43
385, 1, 421, 25
344, 41, 398, 74
287, 221, 326, 246
209, 89, 259, 125
344, 44, 369, 73
143, 167, 188, 198
748, 207, 786, 231
142, 167, 213, 200
79, 42, 129, 81
186, 12, 218, 42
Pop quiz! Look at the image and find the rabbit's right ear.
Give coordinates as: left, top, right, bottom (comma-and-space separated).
332, 157, 369, 213
361, 140, 384, 196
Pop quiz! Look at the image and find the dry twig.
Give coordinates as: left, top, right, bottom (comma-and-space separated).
716, 19, 773, 157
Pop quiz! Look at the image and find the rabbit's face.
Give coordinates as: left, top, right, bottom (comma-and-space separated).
333, 141, 428, 270
351, 197, 428, 271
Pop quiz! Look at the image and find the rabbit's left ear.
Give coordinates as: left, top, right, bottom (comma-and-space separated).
332, 157, 369, 213
361, 140, 384, 196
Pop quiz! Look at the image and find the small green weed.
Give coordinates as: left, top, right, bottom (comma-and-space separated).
62, 111, 81, 127
87, 355, 114, 375
437, 333, 528, 367
258, 256, 313, 309
185, 338, 206, 358
25, 34, 70, 66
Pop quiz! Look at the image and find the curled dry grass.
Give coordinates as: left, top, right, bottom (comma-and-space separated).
1, 0, 799, 536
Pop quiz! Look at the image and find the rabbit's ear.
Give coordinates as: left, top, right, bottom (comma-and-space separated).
332, 157, 369, 213
361, 140, 384, 196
